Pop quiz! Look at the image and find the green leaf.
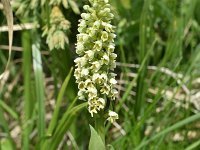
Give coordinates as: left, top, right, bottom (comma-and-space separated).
43, 102, 87, 150
46, 67, 74, 136
32, 38, 46, 147
89, 125, 106, 150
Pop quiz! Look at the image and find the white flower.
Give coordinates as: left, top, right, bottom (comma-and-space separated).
93, 20, 101, 29
92, 73, 101, 81
77, 33, 89, 43
79, 19, 86, 27
88, 86, 97, 94
88, 105, 98, 117
110, 89, 118, 100
81, 68, 89, 76
83, 5, 90, 11
78, 90, 85, 100
78, 26, 86, 33
102, 22, 113, 32
107, 110, 118, 123
109, 60, 116, 70
87, 84, 98, 99
92, 73, 108, 85
109, 78, 117, 84
76, 43, 84, 55
74, 57, 87, 67
93, 40, 102, 51
108, 33, 116, 42
85, 79, 93, 88
102, 53, 109, 65
87, 27, 96, 37
101, 73, 108, 81
85, 50, 94, 61
107, 44, 115, 52
110, 53, 117, 59
101, 31, 109, 42
97, 98, 105, 110
90, 61, 101, 72
81, 13, 91, 20
78, 81, 85, 90
99, 8, 111, 17
74, 57, 81, 64
74, 68, 81, 80
100, 83, 110, 95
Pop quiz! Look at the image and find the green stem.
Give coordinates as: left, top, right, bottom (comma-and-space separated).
22, 31, 32, 150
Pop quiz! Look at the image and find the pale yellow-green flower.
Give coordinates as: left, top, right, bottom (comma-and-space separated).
107, 110, 119, 123
74, 0, 118, 122
42, 6, 71, 50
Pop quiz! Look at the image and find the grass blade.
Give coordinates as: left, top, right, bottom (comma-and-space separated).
135, 0, 151, 119
135, 112, 200, 150
47, 67, 74, 136
45, 102, 87, 150
116, 39, 157, 112
32, 39, 46, 147
185, 139, 200, 150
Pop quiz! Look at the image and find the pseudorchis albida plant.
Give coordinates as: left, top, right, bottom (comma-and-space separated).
74, 0, 118, 123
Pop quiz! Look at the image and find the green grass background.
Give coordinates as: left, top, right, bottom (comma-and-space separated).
0, 0, 200, 149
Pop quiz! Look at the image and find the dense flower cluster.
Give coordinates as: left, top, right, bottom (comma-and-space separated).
42, 6, 71, 50
74, 0, 118, 122
14, 0, 79, 51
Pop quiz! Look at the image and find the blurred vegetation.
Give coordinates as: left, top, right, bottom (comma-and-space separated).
0, 0, 200, 149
